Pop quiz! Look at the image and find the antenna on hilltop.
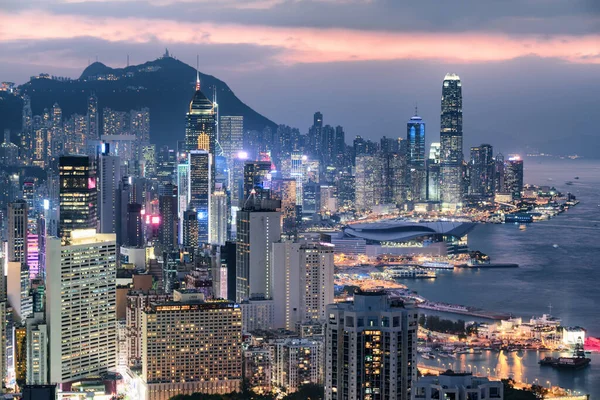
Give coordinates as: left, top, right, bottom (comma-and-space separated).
127, 54, 129, 67
548, 303, 553, 316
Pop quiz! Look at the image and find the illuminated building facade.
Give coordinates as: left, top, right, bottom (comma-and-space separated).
220, 116, 244, 185
244, 348, 272, 394
8, 200, 28, 263
45, 230, 117, 384
270, 338, 323, 393
26, 312, 48, 385
87, 92, 99, 140
209, 183, 227, 246
407, 113, 426, 201
189, 150, 211, 243
325, 292, 417, 400
99, 151, 121, 234
469, 144, 495, 197
505, 156, 524, 200
271, 178, 297, 233
243, 160, 272, 207
439, 73, 464, 208
142, 290, 242, 400
58, 155, 97, 242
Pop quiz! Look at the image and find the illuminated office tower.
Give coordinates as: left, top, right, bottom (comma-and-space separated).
325, 291, 417, 400
8, 200, 28, 263
407, 112, 426, 201
230, 152, 248, 207
142, 290, 242, 399
158, 185, 178, 250
22, 95, 33, 162
0, 129, 19, 166
469, 144, 495, 197
210, 183, 228, 246
177, 162, 190, 244
243, 160, 272, 207
185, 72, 216, 190
354, 155, 377, 213
126, 203, 143, 248
58, 155, 97, 242
99, 150, 121, 234
26, 312, 48, 385
220, 116, 244, 184
182, 209, 199, 248
439, 73, 464, 208
427, 143, 441, 201
272, 242, 334, 330
235, 204, 282, 303
505, 156, 524, 200
141, 144, 156, 177
45, 230, 117, 384
189, 150, 211, 243
87, 92, 99, 140
494, 153, 506, 194
290, 153, 305, 205
271, 179, 297, 233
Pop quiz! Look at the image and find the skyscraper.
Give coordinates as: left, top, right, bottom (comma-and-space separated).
270, 178, 297, 233
272, 241, 334, 330
87, 92, 99, 140
189, 150, 212, 243
158, 185, 178, 250
185, 73, 217, 189
220, 115, 244, 186
325, 291, 417, 400
308, 112, 323, 160
236, 204, 282, 302
209, 183, 228, 246
407, 112, 426, 201
439, 73, 464, 208
469, 144, 495, 197
243, 160, 272, 207
505, 156, 524, 200
45, 230, 117, 384
99, 150, 121, 234
8, 200, 28, 263
58, 155, 97, 242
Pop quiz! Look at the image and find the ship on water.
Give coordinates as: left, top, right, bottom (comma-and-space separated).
539, 338, 591, 370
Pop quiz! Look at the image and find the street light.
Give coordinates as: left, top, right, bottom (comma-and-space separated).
468, 364, 472, 372
547, 380, 551, 389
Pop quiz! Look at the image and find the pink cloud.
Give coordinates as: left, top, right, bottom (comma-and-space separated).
1, 10, 599, 65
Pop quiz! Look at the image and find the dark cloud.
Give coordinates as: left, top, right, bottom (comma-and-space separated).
42, 0, 600, 35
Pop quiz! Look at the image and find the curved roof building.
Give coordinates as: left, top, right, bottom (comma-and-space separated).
342, 220, 475, 244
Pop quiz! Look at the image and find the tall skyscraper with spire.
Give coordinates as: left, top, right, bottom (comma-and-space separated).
439, 73, 464, 208
407, 109, 426, 201
185, 69, 217, 194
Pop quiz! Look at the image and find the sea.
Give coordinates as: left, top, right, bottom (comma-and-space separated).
400, 157, 600, 398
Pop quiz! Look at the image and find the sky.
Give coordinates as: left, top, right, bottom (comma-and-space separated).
1, 0, 600, 154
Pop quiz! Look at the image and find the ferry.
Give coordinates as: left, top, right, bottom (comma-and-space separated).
421, 353, 435, 360
539, 340, 591, 370
386, 268, 436, 279
421, 261, 454, 270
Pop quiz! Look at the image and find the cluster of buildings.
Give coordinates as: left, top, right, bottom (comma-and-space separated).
0, 68, 516, 400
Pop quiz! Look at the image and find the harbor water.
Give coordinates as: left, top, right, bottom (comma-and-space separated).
402, 158, 600, 397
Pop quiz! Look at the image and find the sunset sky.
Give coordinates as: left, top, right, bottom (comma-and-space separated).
1, 0, 599, 152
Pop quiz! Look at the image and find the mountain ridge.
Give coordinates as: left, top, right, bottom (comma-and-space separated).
0, 56, 277, 147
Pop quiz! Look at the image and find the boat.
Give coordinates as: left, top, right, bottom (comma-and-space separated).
421, 261, 454, 270
470, 350, 483, 355
421, 353, 435, 360
456, 349, 470, 354
575, 177, 580, 179
565, 181, 573, 186
519, 224, 526, 231
539, 339, 591, 370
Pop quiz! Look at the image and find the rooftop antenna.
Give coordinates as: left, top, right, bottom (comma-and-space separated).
127, 54, 129, 67
548, 303, 553, 316
415, 102, 418, 116
195, 55, 200, 91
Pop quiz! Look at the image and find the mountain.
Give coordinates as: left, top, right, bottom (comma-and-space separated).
0, 56, 277, 147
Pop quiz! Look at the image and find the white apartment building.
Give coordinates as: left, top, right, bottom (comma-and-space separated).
46, 230, 117, 384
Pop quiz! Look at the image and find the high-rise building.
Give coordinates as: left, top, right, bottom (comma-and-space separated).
270, 338, 323, 393
243, 160, 272, 207
45, 230, 117, 384
469, 144, 495, 197
407, 113, 426, 202
58, 155, 97, 242
271, 179, 297, 233
439, 73, 464, 208
176, 162, 190, 239
8, 200, 28, 263
334, 126, 346, 166
126, 203, 143, 248
325, 291, 417, 400
185, 73, 217, 190
130, 107, 150, 141
189, 150, 211, 243
158, 185, 178, 250
494, 153, 506, 194
209, 183, 228, 246
505, 156, 524, 200
236, 205, 282, 302
142, 290, 242, 399
99, 151, 121, 233
272, 242, 334, 330
308, 112, 323, 160
182, 209, 199, 248
87, 92, 99, 140
26, 312, 48, 385
0, 129, 19, 166
8, 261, 33, 322
220, 116, 244, 185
